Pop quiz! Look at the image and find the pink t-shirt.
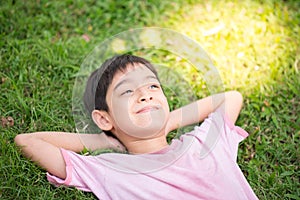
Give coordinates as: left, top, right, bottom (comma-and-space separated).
47, 112, 258, 200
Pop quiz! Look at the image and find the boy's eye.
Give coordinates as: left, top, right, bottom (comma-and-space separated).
149, 84, 159, 89
121, 90, 133, 95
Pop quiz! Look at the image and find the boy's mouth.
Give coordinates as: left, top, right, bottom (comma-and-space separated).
136, 105, 159, 114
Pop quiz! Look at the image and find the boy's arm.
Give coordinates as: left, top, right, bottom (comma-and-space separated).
166, 91, 243, 133
14, 132, 124, 179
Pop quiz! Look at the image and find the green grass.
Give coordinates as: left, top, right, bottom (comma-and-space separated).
1, 0, 299, 199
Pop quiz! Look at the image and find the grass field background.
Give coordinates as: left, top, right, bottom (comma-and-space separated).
1, 0, 299, 199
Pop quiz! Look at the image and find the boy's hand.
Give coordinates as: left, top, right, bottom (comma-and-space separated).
106, 135, 126, 151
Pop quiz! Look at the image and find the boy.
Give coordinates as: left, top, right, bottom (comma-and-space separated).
15, 54, 258, 199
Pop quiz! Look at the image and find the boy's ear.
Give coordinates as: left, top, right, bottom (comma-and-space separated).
91, 110, 113, 131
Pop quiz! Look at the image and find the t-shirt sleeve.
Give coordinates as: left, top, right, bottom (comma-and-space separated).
221, 112, 249, 159
46, 148, 105, 192
191, 111, 249, 160
46, 149, 76, 187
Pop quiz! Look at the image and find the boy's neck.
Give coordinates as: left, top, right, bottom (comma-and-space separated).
125, 136, 169, 154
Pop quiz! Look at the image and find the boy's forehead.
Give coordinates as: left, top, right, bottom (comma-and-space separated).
112, 63, 157, 85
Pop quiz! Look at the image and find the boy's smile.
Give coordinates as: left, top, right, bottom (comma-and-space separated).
136, 105, 160, 114
105, 63, 170, 140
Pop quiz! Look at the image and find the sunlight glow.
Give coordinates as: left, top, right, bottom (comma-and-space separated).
166, 1, 297, 94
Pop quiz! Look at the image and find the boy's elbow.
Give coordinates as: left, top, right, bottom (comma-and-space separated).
232, 90, 243, 107
14, 134, 25, 146
14, 133, 31, 148
224, 91, 243, 123
15, 133, 39, 159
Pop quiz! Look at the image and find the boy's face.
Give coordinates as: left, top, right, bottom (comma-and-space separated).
105, 63, 170, 139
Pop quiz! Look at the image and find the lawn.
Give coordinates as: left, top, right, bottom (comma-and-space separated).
0, 0, 299, 199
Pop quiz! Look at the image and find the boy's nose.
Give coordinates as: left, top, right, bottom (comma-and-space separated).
138, 90, 153, 102
139, 95, 153, 102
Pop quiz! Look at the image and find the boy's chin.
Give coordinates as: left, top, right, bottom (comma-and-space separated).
120, 119, 167, 139
116, 109, 169, 139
